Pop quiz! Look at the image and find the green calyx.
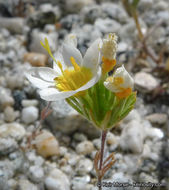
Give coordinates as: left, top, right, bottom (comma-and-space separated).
66, 80, 136, 130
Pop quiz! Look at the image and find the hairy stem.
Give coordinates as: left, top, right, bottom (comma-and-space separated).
98, 130, 107, 190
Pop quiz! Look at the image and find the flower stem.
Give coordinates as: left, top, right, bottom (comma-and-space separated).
98, 130, 107, 190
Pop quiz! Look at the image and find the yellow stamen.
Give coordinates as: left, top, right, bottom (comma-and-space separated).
40, 38, 62, 72
102, 57, 116, 73
40, 38, 93, 96
54, 62, 92, 95
70, 56, 81, 71
115, 88, 132, 99
114, 77, 124, 86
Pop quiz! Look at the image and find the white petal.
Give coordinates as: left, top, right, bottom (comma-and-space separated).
115, 65, 134, 89
104, 81, 120, 92
64, 34, 77, 47
39, 88, 76, 101
53, 50, 66, 74
62, 43, 82, 67
82, 38, 102, 73
37, 67, 59, 82
25, 69, 54, 89
75, 67, 101, 92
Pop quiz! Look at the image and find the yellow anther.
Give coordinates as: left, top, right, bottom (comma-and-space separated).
102, 57, 116, 73
70, 56, 81, 71
114, 77, 124, 86
57, 61, 63, 72
115, 88, 132, 99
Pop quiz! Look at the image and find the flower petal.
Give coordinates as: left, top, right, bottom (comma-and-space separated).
53, 50, 66, 74
25, 68, 54, 89
104, 81, 120, 92
39, 88, 76, 101
82, 38, 102, 73
62, 43, 83, 67
37, 67, 59, 82
64, 33, 77, 47
75, 67, 101, 92
114, 65, 134, 89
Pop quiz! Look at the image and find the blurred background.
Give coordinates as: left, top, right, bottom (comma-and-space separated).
0, 0, 169, 190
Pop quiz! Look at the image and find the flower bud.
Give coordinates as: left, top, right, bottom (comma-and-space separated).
104, 65, 134, 98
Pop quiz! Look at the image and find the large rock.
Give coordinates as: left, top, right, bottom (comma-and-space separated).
45, 100, 100, 138
65, 0, 94, 13
0, 17, 24, 34
29, 29, 57, 55
23, 52, 48, 67
120, 120, 144, 153
134, 72, 159, 92
94, 18, 121, 34
0, 122, 25, 140
45, 168, 70, 190
34, 130, 59, 158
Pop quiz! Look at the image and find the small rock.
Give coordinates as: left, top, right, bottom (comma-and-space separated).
139, 172, 158, 183
65, 0, 94, 13
28, 165, 44, 183
144, 127, 164, 139
35, 130, 59, 158
21, 106, 39, 124
106, 132, 118, 146
81, 5, 102, 24
73, 133, 87, 142
13, 90, 27, 110
24, 52, 48, 67
122, 109, 141, 124
0, 88, 14, 109
0, 17, 24, 34
134, 72, 159, 92
45, 168, 70, 190
92, 138, 101, 149
72, 176, 90, 190
120, 120, 144, 153
6, 74, 24, 89
76, 158, 93, 175
4, 106, 16, 122
18, 179, 38, 190
46, 100, 100, 138
67, 154, 80, 166
0, 122, 25, 140
21, 99, 39, 107
95, 18, 121, 33
0, 138, 17, 155
76, 140, 94, 155
101, 3, 128, 23
146, 113, 167, 125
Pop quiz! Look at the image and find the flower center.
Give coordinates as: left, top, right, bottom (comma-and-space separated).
54, 57, 92, 91
114, 77, 124, 86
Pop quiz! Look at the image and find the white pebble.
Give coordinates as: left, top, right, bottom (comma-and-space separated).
0, 122, 25, 140
4, 106, 16, 122
120, 120, 144, 153
21, 99, 39, 107
76, 140, 94, 155
35, 130, 59, 158
45, 168, 70, 190
21, 106, 39, 124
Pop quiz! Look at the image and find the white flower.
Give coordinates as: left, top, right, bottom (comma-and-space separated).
25, 34, 102, 101
104, 65, 134, 98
